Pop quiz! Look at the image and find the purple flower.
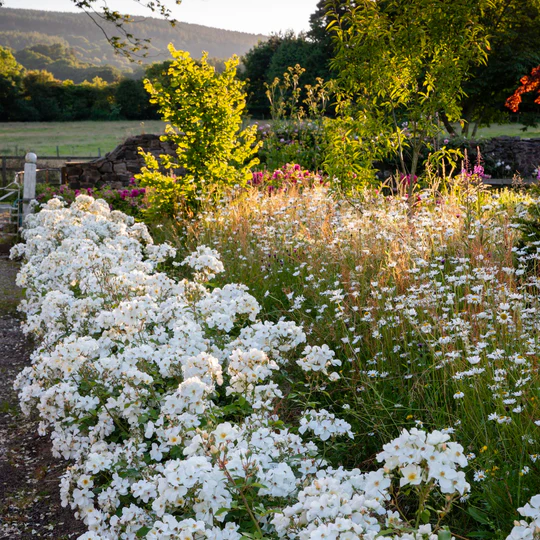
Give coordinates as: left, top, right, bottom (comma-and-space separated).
473, 165, 485, 178
250, 171, 264, 186
400, 174, 417, 185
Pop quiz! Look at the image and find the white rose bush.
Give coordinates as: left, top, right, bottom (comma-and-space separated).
11, 195, 535, 539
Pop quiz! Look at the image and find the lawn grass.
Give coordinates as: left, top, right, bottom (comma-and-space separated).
0, 120, 167, 158
470, 122, 540, 138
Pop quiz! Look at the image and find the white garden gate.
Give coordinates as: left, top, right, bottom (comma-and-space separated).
0, 153, 37, 237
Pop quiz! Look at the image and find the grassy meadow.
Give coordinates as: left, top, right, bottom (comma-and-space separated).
465, 122, 540, 138
0, 120, 167, 157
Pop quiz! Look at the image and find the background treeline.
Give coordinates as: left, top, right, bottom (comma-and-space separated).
0, 42, 235, 122
14, 43, 126, 84
0, 46, 162, 121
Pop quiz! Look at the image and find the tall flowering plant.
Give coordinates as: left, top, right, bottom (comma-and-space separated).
249, 163, 324, 193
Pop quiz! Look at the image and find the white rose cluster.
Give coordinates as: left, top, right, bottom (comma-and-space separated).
272, 428, 472, 540
297, 344, 341, 376
299, 409, 354, 441
13, 196, 477, 539
181, 245, 225, 280
376, 428, 470, 496
507, 495, 540, 539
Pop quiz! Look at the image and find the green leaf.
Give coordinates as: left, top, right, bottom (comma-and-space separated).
419, 508, 431, 524
136, 525, 150, 538
468, 507, 491, 526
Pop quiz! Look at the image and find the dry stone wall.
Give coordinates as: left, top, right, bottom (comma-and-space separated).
57, 135, 540, 188
478, 137, 540, 178
64, 134, 177, 189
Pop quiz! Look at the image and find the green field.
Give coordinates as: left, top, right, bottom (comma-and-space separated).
464, 122, 540, 138
1, 120, 540, 160
0, 120, 167, 157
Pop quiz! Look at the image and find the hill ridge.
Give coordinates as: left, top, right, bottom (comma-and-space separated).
0, 7, 267, 69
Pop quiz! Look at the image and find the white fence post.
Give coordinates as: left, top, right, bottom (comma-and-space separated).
23, 152, 37, 220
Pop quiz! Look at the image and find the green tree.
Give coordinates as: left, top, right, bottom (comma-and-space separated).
21, 70, 63, 121
137, 45, 260, 218
145, 61, 173, 83
0, 46, 28, 121
17, 43, 71, 64
242, 31, 334, 118
307, 0, 350, 81
15, 47, 53, 71
14, 70, 118, 121
458, 0, 540, 136
267, 36, 314, 82
0, 45, 23, 79
116, 78, 157, 120
144, 60, 174, 96
328, 0, 488, 188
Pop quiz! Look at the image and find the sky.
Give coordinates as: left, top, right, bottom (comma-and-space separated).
4, 0, 320, 35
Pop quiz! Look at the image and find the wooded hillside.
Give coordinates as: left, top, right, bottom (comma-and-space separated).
0, 8, 266, 69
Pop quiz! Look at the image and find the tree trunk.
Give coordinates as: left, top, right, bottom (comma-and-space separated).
440, 111, 457, 137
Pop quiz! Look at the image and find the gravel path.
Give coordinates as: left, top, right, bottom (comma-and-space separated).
0, 256, 84, 539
